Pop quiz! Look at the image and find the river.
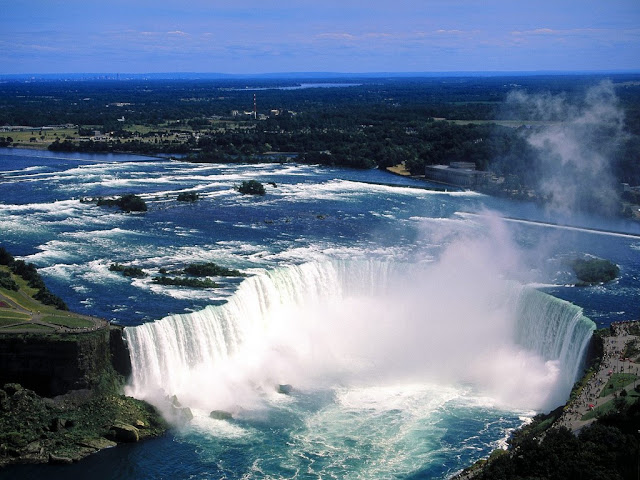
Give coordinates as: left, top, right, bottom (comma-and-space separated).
1, 148, 638, 479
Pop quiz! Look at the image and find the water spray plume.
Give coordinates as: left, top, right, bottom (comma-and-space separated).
507, 81, 627, 216
125, 218, 594, 420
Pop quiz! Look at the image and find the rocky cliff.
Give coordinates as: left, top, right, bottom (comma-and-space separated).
0, 326, 165, 468
0, 326, 131, 397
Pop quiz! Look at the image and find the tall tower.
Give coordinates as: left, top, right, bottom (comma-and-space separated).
253, 93, 257, 119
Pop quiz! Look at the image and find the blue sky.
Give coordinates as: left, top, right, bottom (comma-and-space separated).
2, 0, 639, 74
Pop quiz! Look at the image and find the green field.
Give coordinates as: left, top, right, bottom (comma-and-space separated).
1, 323, 56, 332
43, 315, 95, 328
600, 373, 638, 397
0, 315, 29, 326
0, 266, 102, 332
3, 127, 77, 148
582, 391, 640, 421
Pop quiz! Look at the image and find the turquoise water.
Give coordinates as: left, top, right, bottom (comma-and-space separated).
1, 148, 638, 479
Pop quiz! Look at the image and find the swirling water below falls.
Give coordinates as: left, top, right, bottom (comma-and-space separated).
124, 260, 594, 479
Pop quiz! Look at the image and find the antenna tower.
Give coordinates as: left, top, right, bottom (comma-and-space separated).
253, 93, 257, 119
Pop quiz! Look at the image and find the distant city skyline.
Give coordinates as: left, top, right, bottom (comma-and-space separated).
2, 0, 639, 75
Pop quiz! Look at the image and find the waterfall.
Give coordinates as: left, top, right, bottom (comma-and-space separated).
124, 260, 396, 401
514, 288, 595, 391
124, 260, 595, 413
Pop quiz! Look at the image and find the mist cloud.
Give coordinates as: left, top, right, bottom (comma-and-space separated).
507, 81, 627, 215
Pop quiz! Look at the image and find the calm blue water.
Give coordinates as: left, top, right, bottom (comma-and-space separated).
1, 148, 638, 479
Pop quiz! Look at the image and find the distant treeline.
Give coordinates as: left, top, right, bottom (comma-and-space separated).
2, 75, 640, 187
3, 75, 639, 129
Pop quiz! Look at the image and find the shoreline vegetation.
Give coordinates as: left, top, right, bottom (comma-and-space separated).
0, 246, 167, 467
1, 75, 639, 219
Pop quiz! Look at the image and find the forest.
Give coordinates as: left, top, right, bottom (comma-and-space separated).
1, 74, 640, 214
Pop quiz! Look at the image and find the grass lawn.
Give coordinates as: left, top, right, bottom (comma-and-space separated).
1, 267, 101, 332
600, 373, 638, 397
0, 311, 30, 322
43, 315, 94, 328
6, 127, 76, 147
1, 266, 66, 314
582, 391, 640, 421
1, 323, 55, 332
1, 289, 44, 313
0, 316, 28, 327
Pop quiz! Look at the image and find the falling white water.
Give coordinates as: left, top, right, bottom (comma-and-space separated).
124, 259, 594, 416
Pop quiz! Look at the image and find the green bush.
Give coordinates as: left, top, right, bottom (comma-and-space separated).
177, 192, 199, 202
183, 262, 245, 277
0, 246, 15, 266
34, 288, 68, 310
0, 271, 19, 291
237, 180, 266, 196
97, 194, 147, 212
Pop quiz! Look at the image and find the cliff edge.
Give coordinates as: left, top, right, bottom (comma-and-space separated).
0, 249, 166, 467
0, 327, 166, 467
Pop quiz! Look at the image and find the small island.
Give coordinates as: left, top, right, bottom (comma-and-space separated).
570, 257, 620, 286
96, 194, 147, 212
152, 276, 218, 288
109, 261, 247, 289
183, 262, 246, 278
176, 191, 199, 202
109, 263, 147, 278
237, 180, 266, 196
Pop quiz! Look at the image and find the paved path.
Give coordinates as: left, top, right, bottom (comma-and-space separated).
554, 320, 639, 432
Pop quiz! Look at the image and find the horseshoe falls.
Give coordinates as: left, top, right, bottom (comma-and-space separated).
124, 260, 595, 479
3, 149, 635, 480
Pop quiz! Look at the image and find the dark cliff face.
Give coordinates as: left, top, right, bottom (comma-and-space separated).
0, 326, 132, 397
110, 326, 132, 378
0, 328, 166, 469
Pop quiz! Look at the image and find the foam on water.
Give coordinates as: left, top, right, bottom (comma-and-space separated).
125, 259, 594, 427
4, 149, 631, 479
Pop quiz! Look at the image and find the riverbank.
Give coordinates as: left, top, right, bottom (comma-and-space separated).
453, 320, 640, 479
0, 382, 167, 467
0, 248, 168, 468
555, 320, 639, 433
386, 163, 640, 221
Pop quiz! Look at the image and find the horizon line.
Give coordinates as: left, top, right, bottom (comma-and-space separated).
2, 69, 640, 79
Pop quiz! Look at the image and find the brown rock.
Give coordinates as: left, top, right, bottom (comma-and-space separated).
110, 423, 140, 443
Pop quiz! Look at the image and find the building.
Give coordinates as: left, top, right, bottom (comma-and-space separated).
91, 130, 110, 141
424, 162, 490, 188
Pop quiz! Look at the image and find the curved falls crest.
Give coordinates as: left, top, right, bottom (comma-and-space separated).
124, 260, 594, 415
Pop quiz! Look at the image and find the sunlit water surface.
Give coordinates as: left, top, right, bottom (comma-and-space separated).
1, 148, 638, 480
